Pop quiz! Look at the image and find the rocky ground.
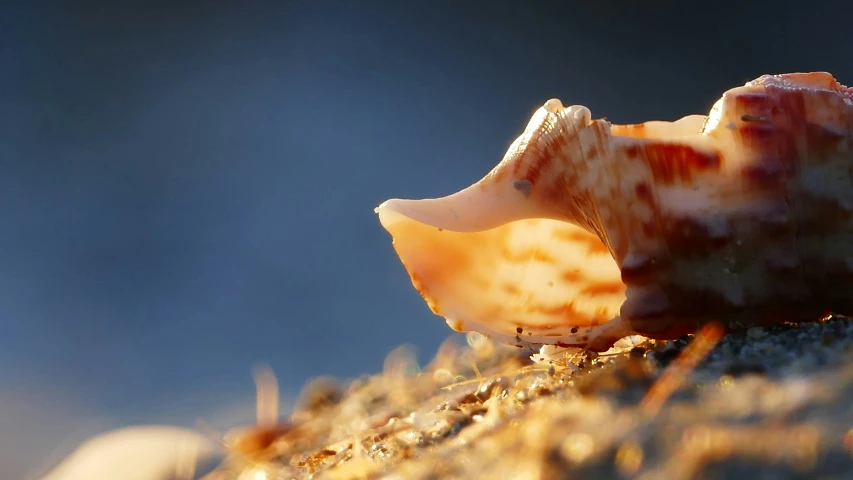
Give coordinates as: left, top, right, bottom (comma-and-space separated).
203, 316, 853, 480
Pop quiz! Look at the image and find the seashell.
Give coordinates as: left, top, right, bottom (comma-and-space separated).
40, 425, 220, 480
376, 72, 853, 352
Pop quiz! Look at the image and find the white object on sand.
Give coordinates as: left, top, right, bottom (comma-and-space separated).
39, 425, 221, 480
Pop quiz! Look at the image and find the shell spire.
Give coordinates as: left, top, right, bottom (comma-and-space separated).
377, 72, 853, 352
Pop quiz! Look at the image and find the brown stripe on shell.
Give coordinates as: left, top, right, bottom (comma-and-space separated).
560, 269, 584, 282
579, 281, 626, 296
661, 215, 732, 254
742, 156, 787, 188
733, 92, 776, 112
587, 144, 598, 158
772, 88, 809, 152
521, 300, 594, 324
501, 282, 522, 296
498, 245, 559, 264
634, 182, 653, 202
625, 142, 721, 184
736, 123, 781, 148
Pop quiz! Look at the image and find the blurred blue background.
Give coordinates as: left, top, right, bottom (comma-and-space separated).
3, 1, 852, 477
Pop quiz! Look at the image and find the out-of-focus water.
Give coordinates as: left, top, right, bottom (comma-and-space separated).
3, 2, 851, 478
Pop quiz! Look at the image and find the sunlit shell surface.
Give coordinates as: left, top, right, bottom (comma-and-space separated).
376, 72, 853, 352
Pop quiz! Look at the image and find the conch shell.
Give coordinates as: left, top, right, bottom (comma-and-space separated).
376, 72, 853, 352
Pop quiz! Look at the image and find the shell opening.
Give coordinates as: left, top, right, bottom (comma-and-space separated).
376, 199, 625, 348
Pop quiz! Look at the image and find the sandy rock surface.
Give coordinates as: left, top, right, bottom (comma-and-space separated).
199, 316, 853, 480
